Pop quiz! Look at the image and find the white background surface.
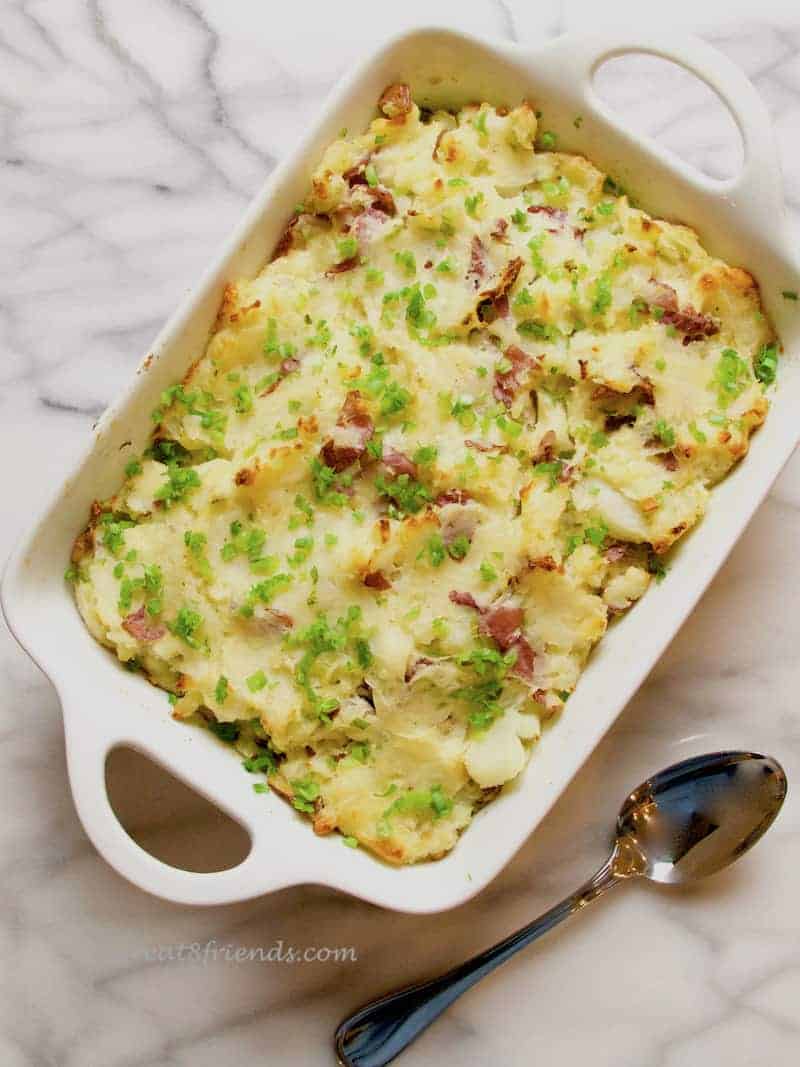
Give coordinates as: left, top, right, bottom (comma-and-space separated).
1, 2, 799, 1064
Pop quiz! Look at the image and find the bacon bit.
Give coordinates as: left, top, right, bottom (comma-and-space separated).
663, 306, 719, 344
379, 82, 412, 118
404, 656, 434, 683
370, 186, 397, 216
320, 441, 353, 472
558, 463, 575, 485
491, 218, 509, 241
605, 412, 636, 432
436, 489, 472, 506
382, 450, 417, 478
122, 606, 166, 643
493, 293, 509, 318
509, 637, 536, 682
424, 259, 433, 269
272, 215, 300, 260
656, 451, 679, 472
449, 590, 481, 610
480, 604, 523, 649
578, 359, 588, 380
377, 516, 390, 543
343, 159, 370, 186
325, 255, 359, 276
465, 439, 509, 455
448, 593, 536, 681
527, 205, 567, 222
482, 605, 535, 682
573, 227, 586, 240
467, 235, 488, 289
635, 374, 656, 406
494, 343, 534, 407
320, 391, 374, 472
364, 570, 392, 591
645, 279, 718, 343
259, 353, 300, 397
604, 544, 627, 563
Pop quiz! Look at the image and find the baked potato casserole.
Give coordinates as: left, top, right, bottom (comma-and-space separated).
68, 84, 778, 864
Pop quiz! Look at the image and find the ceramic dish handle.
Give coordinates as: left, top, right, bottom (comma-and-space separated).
557, 31, 786, 243
61, 700, 282, 905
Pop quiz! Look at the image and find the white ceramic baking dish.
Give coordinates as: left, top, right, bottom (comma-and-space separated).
3, 27, 798, 914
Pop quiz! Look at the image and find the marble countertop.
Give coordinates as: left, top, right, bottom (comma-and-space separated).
2, 2, 799, 1064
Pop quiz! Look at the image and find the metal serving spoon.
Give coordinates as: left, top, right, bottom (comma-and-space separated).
335, 750, 787, 1067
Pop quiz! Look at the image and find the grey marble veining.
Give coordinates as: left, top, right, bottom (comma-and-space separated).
1, 2, 799, 1065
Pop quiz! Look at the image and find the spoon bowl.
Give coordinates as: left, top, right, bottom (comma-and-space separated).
335, 750, 787, 1067
616, 750, 787, 885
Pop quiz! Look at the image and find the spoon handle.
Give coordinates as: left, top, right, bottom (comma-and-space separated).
335, 849, 623, 1067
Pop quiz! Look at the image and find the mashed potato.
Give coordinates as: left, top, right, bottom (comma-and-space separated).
69, 85, 778, 864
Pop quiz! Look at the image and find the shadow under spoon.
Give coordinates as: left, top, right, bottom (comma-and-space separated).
335, 749, 787, 1067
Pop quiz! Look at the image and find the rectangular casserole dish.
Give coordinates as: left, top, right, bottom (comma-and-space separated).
3, 26, 799, 914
